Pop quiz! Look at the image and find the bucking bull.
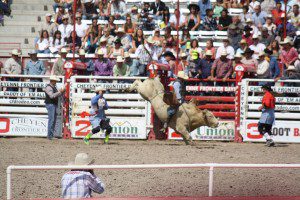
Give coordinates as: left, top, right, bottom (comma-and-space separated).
126, 77, 219, 145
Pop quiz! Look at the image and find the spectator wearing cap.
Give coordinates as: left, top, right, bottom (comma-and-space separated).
276, 13, 297, 38
58, 14, 72, 40
135, 36, 159, 76
241, 48, 258, 75
113, 56, 130, 77
216, 38, 235, 60
115, 28, 132, 52
203, 8, 218, 31
143, 14, 156, 31
252, 5, 268, 27
282, 65, 300, 87
108, 0, 127, 20
218, 9, 232, 31
54, 3, 67, 25
288, 4, 300, 29
245, 18, 259, 36
51, 48, 68, 76
74, 49, 94, 75
197, 50, 214, 80
236, 39, 248, 54
39, 13, 58, 37
210, 50, 233, 83
25, 50, 46, 81
61, 153, 105, 198
260, 27, 275, 47
233, 52, 243, 69
123, 15, 136, 35
150, 0, 166, 20
96, 37, 111, 58
185, 4, 201, 31
124, 52, 139, 76
257, 52, 270, 81
242, 25, 254, 46
249, 0, 260, 13
4, 49, 22, 91
170, 9, 186, 30
153, 28, 164, 45
36, 30, 51, 54
271, 2, 284, 26
177, 52, 190, 77
280, 38, 299, 68
94, 50, 113, 76
260, 0, 275, 14
198, 0, 212, 20
249, 34, 266, 60
82, 0, 97, 20
263, 15, 277, 35
75, 13, 89, 39
50, 30, 66, 54
228, 24, 242, 51
240, 5, 252, 25
109, 38, 124, 58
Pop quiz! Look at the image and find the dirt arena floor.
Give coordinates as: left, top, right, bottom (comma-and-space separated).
0, 138, 300, 199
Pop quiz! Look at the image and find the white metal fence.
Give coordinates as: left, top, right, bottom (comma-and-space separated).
6, 163, 300, 200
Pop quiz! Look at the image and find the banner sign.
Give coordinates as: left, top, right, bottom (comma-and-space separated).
71, 117, 148, 139
73, 83, 131, 90
248, 86, 300, 93
0, 91, 45, 98
186, 86, 236, 92
0, 99, 44, 105
168, 121, 235, 141
241, 120, 300, 143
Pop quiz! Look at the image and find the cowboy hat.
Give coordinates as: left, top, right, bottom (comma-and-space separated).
116, 27, 125, 33
69, 153, 95, 165
79, 49, 85, 56
94, 86, 106, 92
177, 71, 188, 80
11, 49, 21, 56
252, 34, 259, 39
240, 39, 247, 44
261, 84, 273, 92
49, 75, 60, 82
280, 37, 293, 45
242, 48, 254, 55
146, 36, 155, 44
100, 37, 107, 43
84, 0, 93, 3
45, 13, 52, 17
180, 52, 188, 58
286, 65, 297, 71
96, 49, 104, 55
187, 3, 200, 12
59, 48, 68, 54
28, 50, 37, 55
116, 56, 124, 62
124, 52, 130, 58
62, 15, 69, 20
245, 18, 253, 23
234, 52, 242, 58
205, 50, 213, 56
162, 51, 175, 59
258, 51, 265, 57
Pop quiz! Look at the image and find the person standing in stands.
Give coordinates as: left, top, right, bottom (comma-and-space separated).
44, 76, 65, 140
258, 85, 276, 147
83, 86, 112, 145
4, 49, 22, 91
52, 48, 68, 76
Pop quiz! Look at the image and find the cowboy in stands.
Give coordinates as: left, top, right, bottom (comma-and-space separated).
258, 85, 276, 147
61, 153, 105, 198
161, 71, 188, 132
84, 86, 112, 145
44, 76, 65, 140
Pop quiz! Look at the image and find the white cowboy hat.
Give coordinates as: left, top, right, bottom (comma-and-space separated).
62, 14, 69, 20
79, 49, 85, 56
49, 75, 60, 82
246, 18, 252, 23
94, 86, 106, 92
124, 52, 130, 58
177, 71, 188, 80
147, 36, 155, 44
116, 27, 125, 33
221, 50, 228, 56
116, 56, 124, 62
205, 50, 213, 56
280, 37, 293, 45
258, 51, 265, 57
28, 50, 37, 55
45, 13, 52, 17
280, 13, 285, 18
252, 34, 259, 39
69, 153, 94, 165
96, 49, 104, 55
59, 48, 68, 54
100, 37, 107, 43
234, 52, 242, 58
84, 0, 93, 3
286, 65, 296, 71
180, 52, 187, 58
11, 49, 21, 56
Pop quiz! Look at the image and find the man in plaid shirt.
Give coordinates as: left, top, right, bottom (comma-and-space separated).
61, 153, 105, 199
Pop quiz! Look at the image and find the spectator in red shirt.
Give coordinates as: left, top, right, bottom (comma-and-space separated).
242, 26, 253, 46
271, 2, 284, 26
280, 38, 299, 68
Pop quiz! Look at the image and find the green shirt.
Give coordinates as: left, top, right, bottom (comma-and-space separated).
113, 64, 130, 77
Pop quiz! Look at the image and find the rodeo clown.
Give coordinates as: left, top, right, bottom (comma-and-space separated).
258, 84, 276, 147
83, 86, 112, 145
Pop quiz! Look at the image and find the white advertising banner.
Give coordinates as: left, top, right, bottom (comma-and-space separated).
241, 120, 300, 143
71, 117, 148, 139
168, 121, 235, 141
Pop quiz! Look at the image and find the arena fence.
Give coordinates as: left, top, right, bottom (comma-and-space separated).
0, 75, 64, 137
6, 163, 300, 200
69, 76, 151, 140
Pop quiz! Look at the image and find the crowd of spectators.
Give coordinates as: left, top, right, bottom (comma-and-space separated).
1, 0, 300, 85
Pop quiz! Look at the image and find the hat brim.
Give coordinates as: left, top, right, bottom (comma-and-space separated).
178, 74, 189, 80
68, 159, 95, 166
50, 78, 60, 81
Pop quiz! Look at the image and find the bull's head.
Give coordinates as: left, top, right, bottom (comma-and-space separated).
203, 109, 219, 128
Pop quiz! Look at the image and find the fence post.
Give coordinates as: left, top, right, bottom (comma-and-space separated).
234, 65, 245, 142
208, 166, 214, 197
6, 166, 12, 200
